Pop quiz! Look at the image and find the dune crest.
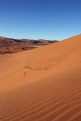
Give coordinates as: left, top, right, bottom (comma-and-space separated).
0, 34, 81, 121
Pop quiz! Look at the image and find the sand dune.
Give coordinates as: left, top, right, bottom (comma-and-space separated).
0, 34, 81, 121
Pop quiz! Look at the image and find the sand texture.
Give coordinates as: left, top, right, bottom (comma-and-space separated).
0, 34, 81, 121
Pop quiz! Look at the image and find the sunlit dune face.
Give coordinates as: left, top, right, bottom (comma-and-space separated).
0, 34, 81, 121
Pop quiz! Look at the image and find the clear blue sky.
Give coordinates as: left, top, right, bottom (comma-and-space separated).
0, 0, 81, 40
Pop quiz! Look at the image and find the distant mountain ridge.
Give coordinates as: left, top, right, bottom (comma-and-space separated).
0, 36, 58, 45
0, 36, 58, 54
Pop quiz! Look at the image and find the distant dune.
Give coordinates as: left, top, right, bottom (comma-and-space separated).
0, 34, 81, 121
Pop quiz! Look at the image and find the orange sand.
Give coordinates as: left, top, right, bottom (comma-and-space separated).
0, 34, 81, 121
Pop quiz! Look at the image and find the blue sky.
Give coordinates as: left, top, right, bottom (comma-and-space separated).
0, 0, 81, 40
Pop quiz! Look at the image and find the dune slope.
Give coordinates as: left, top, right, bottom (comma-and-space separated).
0, 34, 81, 121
